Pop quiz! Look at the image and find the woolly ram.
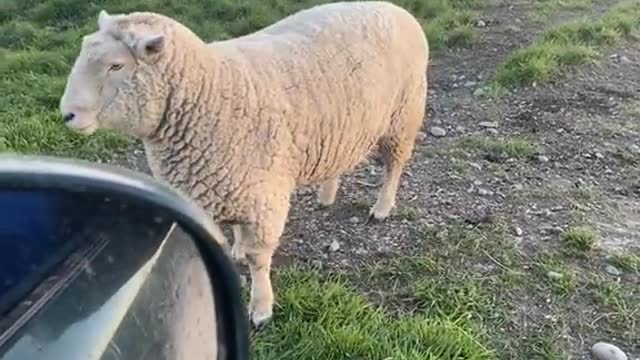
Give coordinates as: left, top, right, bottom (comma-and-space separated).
59, 1, 430, 326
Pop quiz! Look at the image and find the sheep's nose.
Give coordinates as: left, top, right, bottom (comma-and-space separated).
63, 113, 75, 122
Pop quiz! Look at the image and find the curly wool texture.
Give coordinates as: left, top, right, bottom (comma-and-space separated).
106, 1, 430, 230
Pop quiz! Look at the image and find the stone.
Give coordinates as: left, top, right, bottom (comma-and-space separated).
348, 216, 360, 224
473, 88, 486, 97
629, 144, 640, 154
430, 126, 447, 137
479, 121, 498, 128
478, 188, 494, 196
329, 240, 340, 252
514, 226, 524, 236
605, 265, 622, 276
476, 20, 487, 27
415, 131, 427, 144
595, 152, 605, 159
463, 81, 477, 88
591, 342, 628, 360
486, 128, 499, 135
535, 155, 550, 163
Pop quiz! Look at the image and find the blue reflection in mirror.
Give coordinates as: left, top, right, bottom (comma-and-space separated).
0, 191, 77, 317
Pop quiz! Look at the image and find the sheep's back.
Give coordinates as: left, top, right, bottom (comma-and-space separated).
210, 1, 428, 184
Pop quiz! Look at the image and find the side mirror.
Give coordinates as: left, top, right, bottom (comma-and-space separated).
0, 155, 249, 360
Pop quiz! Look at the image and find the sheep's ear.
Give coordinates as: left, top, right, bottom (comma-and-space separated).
98, 10, 110, 29
136, 34, 165, 60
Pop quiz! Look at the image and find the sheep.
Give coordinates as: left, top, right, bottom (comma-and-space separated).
59, 1, 430, 327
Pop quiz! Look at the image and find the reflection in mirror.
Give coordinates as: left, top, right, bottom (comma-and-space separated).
0, 189, 220, 360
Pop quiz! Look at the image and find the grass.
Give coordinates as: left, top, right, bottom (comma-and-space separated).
561, 226, 597, 254
493, 0, 640, 89
0, 0, 481, 160
253, 221, 639, 359
458, 136, 538, 162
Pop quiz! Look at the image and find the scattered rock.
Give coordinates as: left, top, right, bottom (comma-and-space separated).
605, 265, 622, 276
591, 342, 628, 360
455, 125, 466, 133
629, 144, 640, 154
477, 188, 494, 196
473, 88, 486, 97
595, 152, 605, 159
329, 240, 340, 252
535, 155, 550, 163
469, 162, 482, 171
486, 128, 499, 135
619, 55, 632, 64
479, 121, 498, 128
514, 226, 523, 236
463, 81, 477, 88
547, 271, 563, 280
430, 126, 447, 137
348, 216, 360, 224
415, 131, 427, 144
476, 20, 486, 27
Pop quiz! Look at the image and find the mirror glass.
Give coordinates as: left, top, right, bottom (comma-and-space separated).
0, 189, 221, 360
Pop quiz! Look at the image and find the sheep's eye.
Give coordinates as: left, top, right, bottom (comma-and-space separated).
109, 64, 124, 72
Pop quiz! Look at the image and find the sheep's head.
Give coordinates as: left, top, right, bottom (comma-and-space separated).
60, 10, 171, 137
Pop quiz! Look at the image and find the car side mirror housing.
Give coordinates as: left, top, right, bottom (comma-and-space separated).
0, 154, 250, 360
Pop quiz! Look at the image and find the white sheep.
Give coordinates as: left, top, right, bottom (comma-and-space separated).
59, 1, 430, 326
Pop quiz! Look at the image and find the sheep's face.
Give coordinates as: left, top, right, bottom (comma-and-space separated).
60, 10, 168, 137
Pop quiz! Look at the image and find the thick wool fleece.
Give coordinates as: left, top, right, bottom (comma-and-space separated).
69, 1, 429, 325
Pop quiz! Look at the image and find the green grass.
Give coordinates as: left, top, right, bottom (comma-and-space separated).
0, 0, 479, 160
458, 136, 538, 162
254, 221, 639, 359
493, 0, 640, 88
561, 226, 597, 254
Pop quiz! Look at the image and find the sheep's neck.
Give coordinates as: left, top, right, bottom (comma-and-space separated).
142, 54, 255, 209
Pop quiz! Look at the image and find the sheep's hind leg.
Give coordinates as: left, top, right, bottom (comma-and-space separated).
231, 224, 246, 264
317, 177, 340, 206
367, 145, 407, 223
368, 101, 423, 223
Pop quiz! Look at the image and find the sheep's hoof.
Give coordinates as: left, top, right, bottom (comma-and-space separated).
249, 308, 272, 329
365, 213, 388, 225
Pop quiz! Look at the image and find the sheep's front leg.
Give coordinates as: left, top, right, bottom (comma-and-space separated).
240, 224, 282, 327
317, 177, 340, 206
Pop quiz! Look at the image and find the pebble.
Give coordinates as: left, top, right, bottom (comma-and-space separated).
535, 155, 550, 163
478, 188, 494, 196
430, 126, 447, 137
591, 342, 628, 360
329, 240, 340, 252
476, 20, 486, 27
415, 131, 427, 144
547, 271, 563, 280
469, 162, 482, 171
473, 88, 486, 97
514, 226, 524, 236
479, 121, 498, 128
595, 152, 605, 159
629, 144, 640, 154
348, 216, 360, 224
486, 128, 499, 135
463, 81, 477, 88
605, 265, 622, 276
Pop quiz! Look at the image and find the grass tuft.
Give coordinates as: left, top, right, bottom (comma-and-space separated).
561, 226, 597, 253
494, 1, 640, 88
252, 268, 495, 360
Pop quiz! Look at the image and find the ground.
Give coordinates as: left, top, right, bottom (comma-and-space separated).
1, 0, 639, 359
